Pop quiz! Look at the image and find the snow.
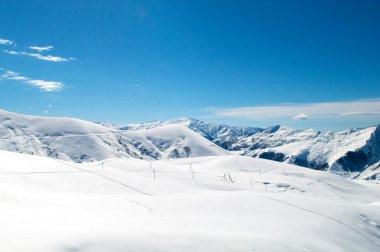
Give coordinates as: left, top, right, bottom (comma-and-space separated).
121, 124, 228, 158
241, 125, 380, 174
1, 108, 380, 179
358, 161, 380, 181
1, 150, 379, 251
0, 109, 226, 162
122, 117, 380, 177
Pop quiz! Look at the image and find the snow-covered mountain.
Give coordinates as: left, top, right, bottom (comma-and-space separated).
119, 119, 380, 178
234, 125, 380, 177
358, 161, 380, 181
0, 109, 227, 162
121, 118, 262, 149
1, 108, 380, 179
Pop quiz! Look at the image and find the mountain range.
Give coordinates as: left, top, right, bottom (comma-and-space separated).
0, 108, 379, 180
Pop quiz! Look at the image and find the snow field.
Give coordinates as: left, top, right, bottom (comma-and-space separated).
0, 150, 380, 251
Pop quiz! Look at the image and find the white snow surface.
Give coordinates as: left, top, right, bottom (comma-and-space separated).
1, 150, 380, 252
0, 109, 226, 162
359, 161, 380, 181
242, 126, 377, 171
122, 119, 380, 177
1, 108, 380, 179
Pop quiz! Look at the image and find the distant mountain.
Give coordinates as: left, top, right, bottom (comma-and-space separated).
1, 108, 379, 180
119, 118, 380, 179
357, 161, 380, 180
121, 118, 262, 149
234, 125, 380, 176
0, 109, 227, 162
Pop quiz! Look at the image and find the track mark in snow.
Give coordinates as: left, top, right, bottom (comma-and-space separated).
251, 193, 380, 249
129, 200, 153, 213
54, 159, 153, 196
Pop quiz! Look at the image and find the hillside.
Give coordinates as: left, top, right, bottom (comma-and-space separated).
1, 108, 380, 179
120, 119, 380, 177
0, 109, 226, 162
1, 149, 379, 251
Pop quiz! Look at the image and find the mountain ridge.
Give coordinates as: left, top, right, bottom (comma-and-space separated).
1, 108, 379, 180
117, 117, 380, 178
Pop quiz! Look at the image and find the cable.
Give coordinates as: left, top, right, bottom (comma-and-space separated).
53, 159, 153, 196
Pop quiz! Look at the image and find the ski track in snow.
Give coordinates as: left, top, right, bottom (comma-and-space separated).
250, 193, 380, 248
1, 150, 380, 251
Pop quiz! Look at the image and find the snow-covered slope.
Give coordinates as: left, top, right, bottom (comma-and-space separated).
120, 124, 228, 159
121, 118, 262, 150
236, 125, 380, 176
359, 161, 380, 181
1, 149, 379, 251
121, 119, 380, 177
0, 109, 227, 162
1, 108, 380, 178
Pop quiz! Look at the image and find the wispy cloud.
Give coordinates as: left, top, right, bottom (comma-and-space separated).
4, 49, 75, 62
29, 45, 54, 52
2, 70, 29, 81
212, 99, 380, 121
293, 113, 309, 120
341, 111, 380, 116
26, 80, 63, 91
1, 70, 63, 91
0, 38, 13, 45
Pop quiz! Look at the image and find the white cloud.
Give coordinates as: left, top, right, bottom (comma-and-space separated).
4, 50, 74, 62
4, 50, 18, 55
340, 112, 380, 116
27, 53, 75, 62
213, 99, 380, 121
26, 80, 63, 91
1, 69, 63, 92
29, 45, 54, 52
1, 71, 29, 81
0, 38, 13, 45
293, 113, 308, 120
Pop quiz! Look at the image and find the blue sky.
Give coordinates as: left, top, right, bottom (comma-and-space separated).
0, 0, 379, 131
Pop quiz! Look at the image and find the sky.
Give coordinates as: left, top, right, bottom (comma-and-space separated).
0, 0, 379, 131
